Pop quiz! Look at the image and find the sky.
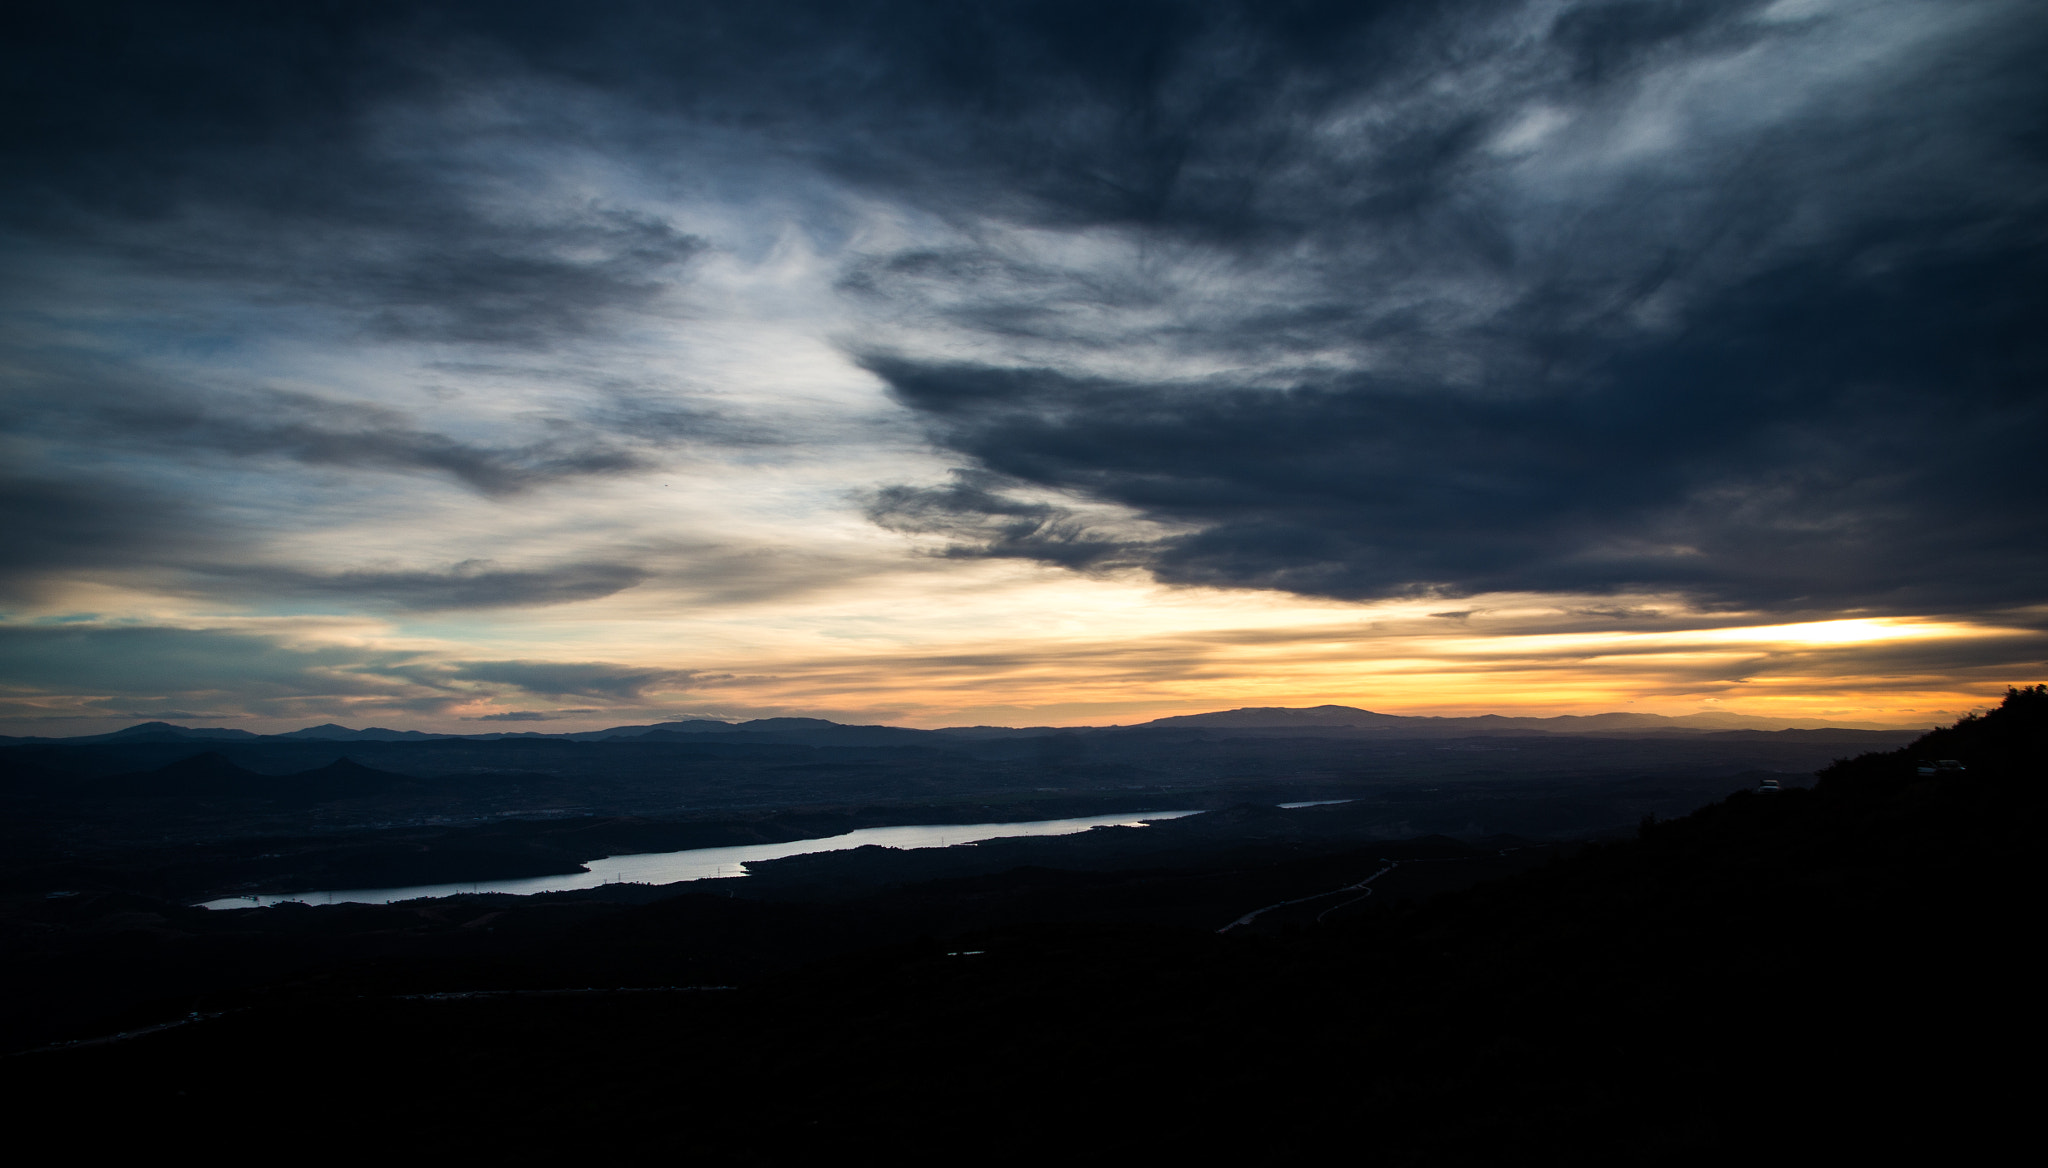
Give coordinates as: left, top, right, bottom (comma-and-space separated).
3, 0, 2044, 734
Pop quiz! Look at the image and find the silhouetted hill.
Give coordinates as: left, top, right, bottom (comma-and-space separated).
1821, 681, 2047, 784
91, 752, 270, 798
87, 753, 416, 803
106, 721, 260, 741
1133, 703, 1908, 734
278, 757, 415, 801
1138, 703, 1415, 728
272, 724, 452, 741
0, 721, 264, 746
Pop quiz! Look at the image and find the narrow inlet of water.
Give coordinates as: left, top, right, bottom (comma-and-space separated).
198, 809, 1204, 910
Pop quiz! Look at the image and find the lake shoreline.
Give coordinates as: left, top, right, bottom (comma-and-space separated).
196, 809, 1207, 910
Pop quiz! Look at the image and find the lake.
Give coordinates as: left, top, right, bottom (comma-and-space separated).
197, 809, 1204, 910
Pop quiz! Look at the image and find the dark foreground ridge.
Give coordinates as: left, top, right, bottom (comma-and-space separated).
4, 687, 2037, 1161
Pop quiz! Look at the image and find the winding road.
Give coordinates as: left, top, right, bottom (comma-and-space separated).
1216, 847, 1529, 933
1216, 862, 1400, 933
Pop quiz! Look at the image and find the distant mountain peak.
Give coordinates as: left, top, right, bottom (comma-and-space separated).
274, 724, 448, 741
104, 722, 257, 741
646, 719, 742, 731
1139, 705, 1408, 729
1129, 704, 1902, 734
289, 756, 407, 781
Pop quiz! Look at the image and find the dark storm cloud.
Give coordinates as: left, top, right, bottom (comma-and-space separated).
7, 1, 1730, 249
8, 348, 741, 496
138, 208, 707, 348
864, 469, 1145, 570
863, 231, 2048, 613
0, 625, 424, 698
94, 387, 654, 496
13, 0, 2037, 268
836, 1, 2048, 617
0, 626, 708, 717
0, 470, 650, 612
445, 660, 705, 700
202, 560, 651, 611
0, 473, 212, 603
5, 3, 705, 345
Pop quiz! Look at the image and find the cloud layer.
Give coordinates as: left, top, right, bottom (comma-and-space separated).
842, 0, 2048, 615
3, 1, 2041, 728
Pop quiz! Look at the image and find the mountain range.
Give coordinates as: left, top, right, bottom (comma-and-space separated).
1, 704, 1913, 746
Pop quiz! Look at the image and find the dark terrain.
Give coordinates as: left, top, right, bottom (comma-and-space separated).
3, 695, 2030, 1161
1, 709, 1911, 902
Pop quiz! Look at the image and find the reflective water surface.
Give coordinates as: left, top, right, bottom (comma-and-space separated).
197, 809, 1203, 910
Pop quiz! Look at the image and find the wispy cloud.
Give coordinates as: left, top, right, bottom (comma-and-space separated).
443, 659, 713, 701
